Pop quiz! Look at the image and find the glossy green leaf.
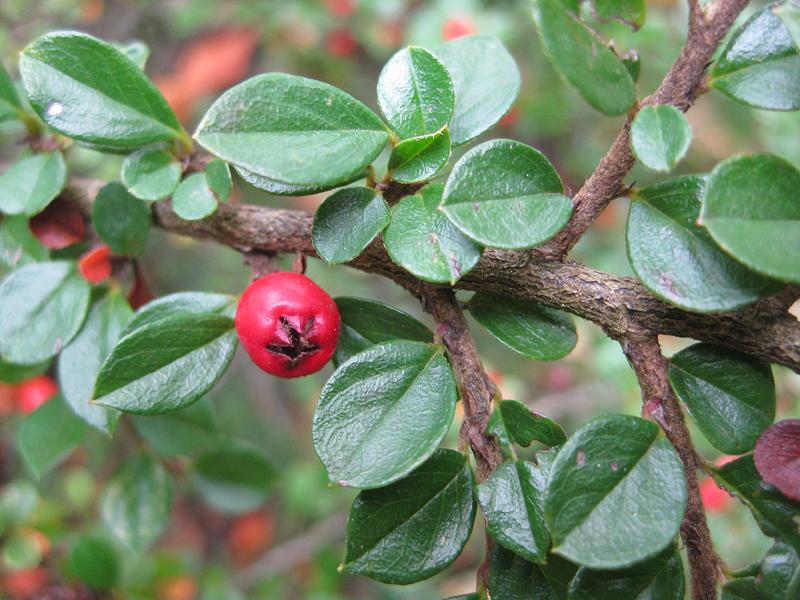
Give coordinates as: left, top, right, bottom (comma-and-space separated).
93, 313, 237, 415
431, 36, 521, 145
384, 183, 481, 284
311, 187, 389, 264
101, 454, 171, 550
0, 152, 66, 216
377, 46, 454, 139
757, 542, 800, 600
478, 460, 550, 563
470, 292, 576, 360
16, 394, 86, 478
722, 578, 771, 600
343, 449, 475, 584
531, 0, 636, 115
234, 165, 344, 197
775, 2, 800, 51
312, 340, 456, 488
133, 399, 219, 458
124, 291, 236, 334
193, 444, 275, 514
700, 154, 800, 283
627, 176, 781, 313
630, 105, 691, 172
0, 261, 90, 364
488, 545, 578, 600
714, 455, 800, 552
544, 415, 686, 568
669, 343, 775, 454
58, 291, 132, 433
171, 172, 219, 221
195, 73, 389, 189
20, 31, 185, 149
710, 5, 800, 111
333, 296, 432, 366
592, 0, 646, 30
568, 544, 685, 600
0, 61, 23, 121
205, 159, 232, 202
441, 139, 571, 249
92, 182, 151, 255
487, 400, 566, 457
0, 215, 48, 269
68, 536, 119, 591
121, 148, 181, 201
388, 128, 451, 183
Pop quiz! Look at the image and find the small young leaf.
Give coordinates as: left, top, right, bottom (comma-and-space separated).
531, 0, 636, 115
171, 173, 219, 221
121, 148, 181, 201
205, 159, 232, 202
343, 449, 475, 584
431, 36, 521, 145
469, 292, 576, 360
544, 415, 686, 568
312, 340, 456, 489
16, 395, 86, 478
0, 152, 67, 216
68, 536, 119, 591
757, 542, 800, 600
0, 61, 23, 121
0, 261, 90, 365
101, 454, 172, 550
124, 291, 236, 334
630, 105, 691, 173
487, 400, 567, 453
384, 183, 481, 284
132, 399, 219, 458
488, 545, 577, 600
311, 187, 389, 264
701, 154, 800, 284
754, 420, 800, 502
20, 32, 185, 150
377, 46, 454, 139
93, 313, 237, 415
193, 444, 275, 514
92, 182, 151, 255
387, 128, 451, 183
669, 343, 775, 454
710, 6, 800, 111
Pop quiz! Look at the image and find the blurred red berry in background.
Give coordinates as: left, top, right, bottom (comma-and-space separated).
442, 15, 476, 40
325, 0, 355, 18
15, 375, 58, 414
326, 28, 358, 57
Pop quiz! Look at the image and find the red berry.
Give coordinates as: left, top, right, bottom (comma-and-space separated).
442, 15, 476, 41
3, 567, 48, 598
78, 244, 112, 284
326, 28, 358, 57
28, 197, 86, 249
235, 272, 340, 378
15, 375, 58, 414
699, 476, 731, 513
325, 0, 355, 17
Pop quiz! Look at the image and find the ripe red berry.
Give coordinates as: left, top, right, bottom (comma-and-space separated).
78, 244, 112, 284
235, 272, 340, 378
326, 28, 358, 57
15, 375, 58, 414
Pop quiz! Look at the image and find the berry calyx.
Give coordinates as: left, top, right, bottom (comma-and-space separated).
235, 272, 340, 378
78, 244, 112, 284
15, 375, 58, 414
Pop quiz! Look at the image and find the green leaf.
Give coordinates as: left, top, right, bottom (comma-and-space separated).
343, 449, 475, 584
0, 261, 90, 364
0, 215, 48, 269
68, 536, 120, 591
234, 165, 344, 197
757, 542, 800, 600
124, 291, 236, 334
312, 340, 456, 489
16, 394, 86, 478
487, 400, 567, 455
627, 176, 781, 313
205, 159, 232, 202
0, 152, 67, 216
488, 545, 577, 600
333, 296, 432, 366
714, 455, 800, 552
531, 0, 636, 115
384, 183, 481, 284
311, 187, 389, 264
377, 46, 454, 139
669, 343, 775, 454
700, 154, 800, 283
116, 40, 149, 70
478, 460, 550, 563
441, 139, 571, 249
0, 61, 23, 120
592, 0, 646, 30
2, 530, 43, 569
101, 454, 172, 550
710, 5, 800, 111
630, 105, 691, 173
431, 36, 521, 145
0, 357, 48, 384
544, 415, 686, 568
775, 2, 800, 51
171, 172, 219, 221
193, 443, 275, 514
388, 128, 451, 183
568, 544, 685, 600
121, 148, 181, 201
92, 182, 151, 256
93, 313, 237, 415
0, 481, 39, 526
195, 73, 389, 189
469, 292, 576, 360
20, 32, 185, 150
132, 399, 219, 458
722, 578, 771, 600
58, 291, 133, 433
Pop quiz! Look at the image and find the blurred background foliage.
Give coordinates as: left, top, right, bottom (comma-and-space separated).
0, 0, 798, 598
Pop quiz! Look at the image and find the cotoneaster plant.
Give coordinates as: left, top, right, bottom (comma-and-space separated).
0, 1, 797, 598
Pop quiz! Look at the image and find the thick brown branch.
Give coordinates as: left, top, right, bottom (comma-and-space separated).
537, 0, 752, 259
621, 336, 721, 600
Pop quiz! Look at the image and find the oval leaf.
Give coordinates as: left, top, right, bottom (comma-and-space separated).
68, 536, 120, 591
544, 415, 686, 568
125, 291, 236, 334
630, 105, 691, 173
669, 343, 775, 454
755, 420, 800, 502
343, 449, 475, 584
234, 165, 342, 197
388, 128, 451, 184
0, 61, 23, 120
205, 159, 232, 202
441, 139, 571, 249
17, 394, 86, 479
0, 152, 67, 216
132, 399, 219, 459
312, 340, 456, 489
92, 182, 151, 256
757, 542, 800, 600
171, 172, 219, 221
487, 400, 566, 455
311, 187, 389, 264
121, 148, 181, 201
193, 444, 275, 514
488, 545, 578, 600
